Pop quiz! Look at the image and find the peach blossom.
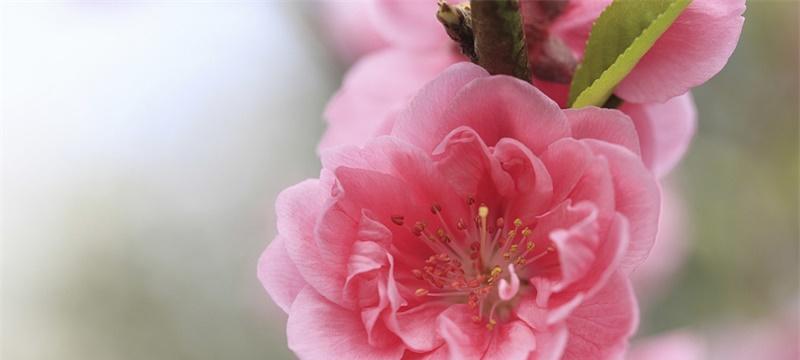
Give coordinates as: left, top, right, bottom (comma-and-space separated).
260, 63, 660, 359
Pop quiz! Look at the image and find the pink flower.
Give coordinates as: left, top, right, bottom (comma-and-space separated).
320, 0, 743, 177
260, 63, 660, 359
632, 182, 691, 301
626, 332, 706, 360
318, 1, 388, 64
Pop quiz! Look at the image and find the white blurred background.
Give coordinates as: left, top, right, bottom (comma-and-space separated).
3, 3, 336, 358
2, 2, 798, 360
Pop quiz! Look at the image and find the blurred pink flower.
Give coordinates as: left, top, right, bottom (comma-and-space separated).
318, 1, 388, 64
632, 182, 690, 301
627, 331, 706, 360
712, 306, 800, 360
260, 64, 660, 359
320, 0, 744, 177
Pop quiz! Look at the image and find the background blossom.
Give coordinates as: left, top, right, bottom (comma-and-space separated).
318, 0, 742, 178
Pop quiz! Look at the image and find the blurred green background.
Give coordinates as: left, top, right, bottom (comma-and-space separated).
2, 1, 797, 359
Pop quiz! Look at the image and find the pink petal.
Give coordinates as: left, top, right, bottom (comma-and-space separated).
562, 272, 639, 360
385, 302, 449, 352
550, 0, 611, 59
277, 179, 351, 308
540, 138, 594, 205
564, 107, 641, 157
437, 304, 537, 360
431, 126, 514, 199
528, 324, 569, 360
319, 0, 388, 63
394, 63, 569, 155
584, 140, 660, 271
620, 93, 697, 178
549, 202, 600, 289
322, 137, 470, 231
566, 149, 615, 219
347, 240, 389, 286
319, 48, 456, 152
551, 213, 630, 314
368, 0, 450, 49
437, 304, 491, 359
632, 182, 689, 300
627, 332, 706, 360
287, 287, 405, 360
615, 0, 746, 103
257, 235, 306, 313
483, 321, 538, 360
494, 138, 554, 217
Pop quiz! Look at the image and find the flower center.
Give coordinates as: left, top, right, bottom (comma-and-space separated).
390, 199, 555, 331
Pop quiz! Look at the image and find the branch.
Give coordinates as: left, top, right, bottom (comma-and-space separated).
470, 0, 531, 82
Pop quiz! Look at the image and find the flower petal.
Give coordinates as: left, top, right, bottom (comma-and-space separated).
584, 140, 660, 271
368, 0, 450, 49
483, 321, 537, 360
564, 107, 640, 157
320, 48, 456, 151
258, 235, 306, 313
528, 324, 569, 360
620, 93, 696, 178
287, 287, 405, 360
432, 126, 514, 199
394, 63, 569, 155
278, 179, 351, 308
562, 272, 639, 360
615, 0, 746, 103
385, 301, 449, 352
437, 304, 491, 359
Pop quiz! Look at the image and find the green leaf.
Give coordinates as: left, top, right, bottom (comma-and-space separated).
568, 0, 692, 108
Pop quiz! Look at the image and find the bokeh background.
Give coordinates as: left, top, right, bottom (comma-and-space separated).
2, 1, 797, 359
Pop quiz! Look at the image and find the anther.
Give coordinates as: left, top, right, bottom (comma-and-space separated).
486, 319, 497, 331
430, 203, 442, 214
521, 227, 532, 237
390, 215, 405, 226
478, 204, 489, 218
415, 288, 429, 297
411, 269, 424, 279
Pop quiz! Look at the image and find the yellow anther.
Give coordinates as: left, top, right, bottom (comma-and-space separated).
510, 244, 519, 253
490, 266, 503, 277
478, 204, 489, 218
521, 227, 532, 237
513, 218, 523, 228
527, 241, 535, 250
486, 319, 497, 331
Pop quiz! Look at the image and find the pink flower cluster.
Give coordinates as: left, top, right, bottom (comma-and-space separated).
260, 1, 745, 359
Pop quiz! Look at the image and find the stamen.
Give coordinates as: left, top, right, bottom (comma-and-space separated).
390, 215, 405, 226
430, 203, 442, 214
478, 204, 489, 263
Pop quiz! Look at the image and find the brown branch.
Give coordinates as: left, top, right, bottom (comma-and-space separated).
470, 0, 531, 82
